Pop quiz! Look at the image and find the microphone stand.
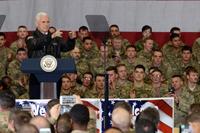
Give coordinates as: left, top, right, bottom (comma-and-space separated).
103, 42, 109, 131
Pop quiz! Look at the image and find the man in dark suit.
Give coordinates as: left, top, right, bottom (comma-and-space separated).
26, 12, 76, 99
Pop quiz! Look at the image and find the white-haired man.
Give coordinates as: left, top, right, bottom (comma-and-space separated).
26, 12, 76, 99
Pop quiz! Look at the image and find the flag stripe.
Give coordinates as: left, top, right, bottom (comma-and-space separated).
149, 100, 173, 117
158, 121, 173, 133
82, 100, 99, 111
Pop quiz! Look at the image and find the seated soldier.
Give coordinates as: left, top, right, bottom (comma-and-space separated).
10, 25, 28, 53
134, 25, 158, 52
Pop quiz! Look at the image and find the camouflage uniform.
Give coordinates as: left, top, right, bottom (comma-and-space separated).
162, 44, 184, 74
105, 38, 131, 49
0, 111, 10, 133
0, 47, 14, 68
0, 62, 5, 79
80, 49, 100, 63
90, 57, 115, 75
115, 80, 134, 98
108, 46, 126, 59
151, 83, 169, 98
176, 84, 200, 126
75, 58, 90, 79
9, 82, 28, 99
121, 58, 137, 75
134, 39, 158, 52
176, 58, 200, 75
84, 85, 104, 98
133, 83, 154, 98
7, 59, 23, 81
60, 51, 71, 58
10, 40, 27, 53
148, 61, 173, 80
137, 50, 153, 63
192, 37, 200, 65
75, 38, 99, 54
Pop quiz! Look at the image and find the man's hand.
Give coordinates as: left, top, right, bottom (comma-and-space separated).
51, 30, 63, 38
68, 31, 76, 39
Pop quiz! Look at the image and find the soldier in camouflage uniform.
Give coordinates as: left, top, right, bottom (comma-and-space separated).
9, 73, 29, 99
134, 25, 158, 52
104, 24, 131, 48
80, 37, 100, 62
162, 33, 185, 74
0, 32, 14, 71
90, 45, 115, 76
162, 27, 183, 52
129, 65, 153, 98
75, 26, 99, 53
65, 72, 82, 93
137, 38, 154, 63
108, 37, 126, 62
115, 64, 134, 98
60, 74, 81, 96
148, 49, 173, 80
9, 25, 28, 53
84, 74, 105, 98
176, 46, 200, 75
149, 68, 168, 97
7, 48, 28, 82
106, 66, 120, 98
69, 47, 90, 80
121, 45, 137, 75
177, 67, 200, 126
168, 75, 184, 127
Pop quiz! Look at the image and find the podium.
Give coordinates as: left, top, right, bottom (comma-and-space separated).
21, 57, 76, 99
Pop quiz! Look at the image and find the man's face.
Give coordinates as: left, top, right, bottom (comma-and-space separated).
17, 27, 28, 39
142, 29, 151, 38
187, 72, 199, 84
37, 15, 50, 33
172, 77, 183, 90
133, 68, 145, 82
152, 51, 163, 65
117, 66, 127, 80
95, 76, 105, 90
182, 50, 192, 62
83, 39, 93, 51
126, 47, 136, 59
110, 27, 120, 37
78, 30, 89, 40
83, 74, 93, 87
172, 37, 181, 48
144, 39, 153, 52
112, 38, 122, 50
0, 36, 6, 47
107, 70, 117, 84
16, 51, 28, 62
61, 77, 71, 90
151, 71, 162, 83
70, 47, 80, 60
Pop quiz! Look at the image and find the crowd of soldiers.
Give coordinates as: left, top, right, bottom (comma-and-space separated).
0, 23, 200, 128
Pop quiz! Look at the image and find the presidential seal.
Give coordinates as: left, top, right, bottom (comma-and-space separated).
40, 55, 57, 72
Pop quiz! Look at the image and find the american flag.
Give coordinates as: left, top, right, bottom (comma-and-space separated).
16, 98, 173, 133
100, 98, 174, 133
